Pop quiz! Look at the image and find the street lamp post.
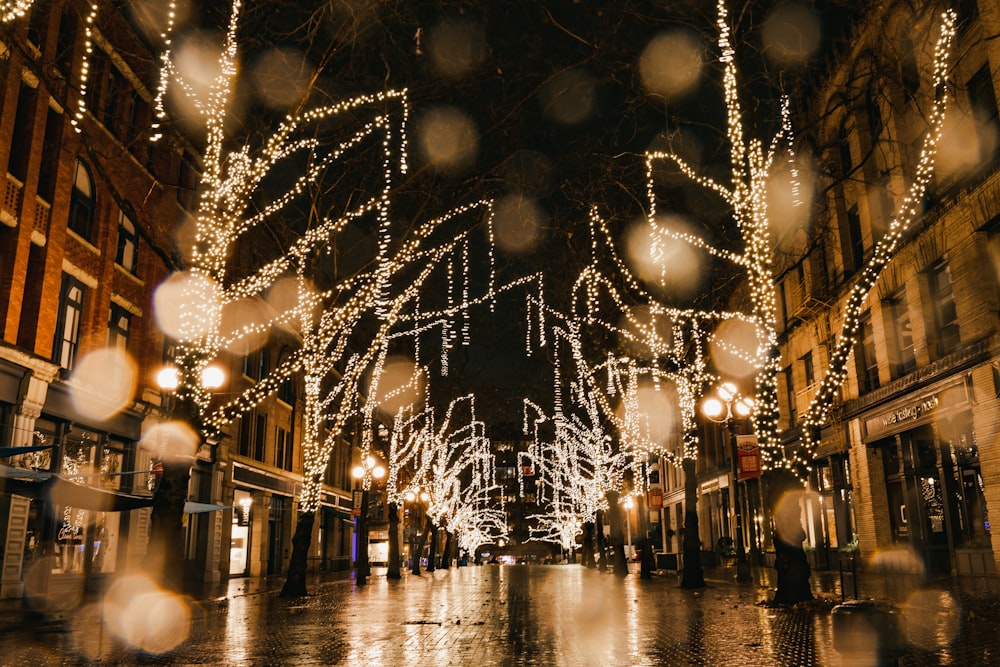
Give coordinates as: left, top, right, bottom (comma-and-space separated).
352, 455, 386, 586
702, 382, 754, 584
623, 495, 634, 559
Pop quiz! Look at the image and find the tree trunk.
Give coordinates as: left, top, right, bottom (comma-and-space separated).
387, 502, 401, 579
143, 459, 190, 592
595, 510, 608, 572
411, 515, 431, 575
767, 469, 813, 605
680, 458, 705, 589
441, 531, 453, 569
581, 521, 595, 568
606, 491, 629, 578
426, 521, 439, 572
638, 493, 654, 579
280, 511, 315, 597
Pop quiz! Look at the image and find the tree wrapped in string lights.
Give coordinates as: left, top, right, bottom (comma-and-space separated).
143, 0, 506, 593
388, 394, 504, 573
562, 206, 734, 586
634, 0, 957, 602
522, 320, 641, 574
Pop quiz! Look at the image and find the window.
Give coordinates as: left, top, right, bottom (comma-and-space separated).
115, 208, 139, 274
855, 315, 879, 393
254, 414, 266, 462
84, 47, 108, 112
9, 83, 38, 182
838, 122, 853, 176
988, 218, 1000, 301
176, 152, 200, 211
927, 260, 960, 358
108, 304, 131, 350
243, 348, 270, 382
968, 65, 1000, 165
100, 65, 123, 131
784, 365, 796, 427
843, 205, 865, 275
237, 412, 253, 458
54, 274, 86, 370
37, 108, 63, 203
802, 351, 815, 388
68, 160, 95, 241
275, 427, 293, 471
278, 377, 294, 405
866, 89, 883, 143
55, 12, 78, 77
886, 290, 916, 379
237, 410, 266, 460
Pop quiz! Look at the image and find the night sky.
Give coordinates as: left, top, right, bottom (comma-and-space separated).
173, 0, 861, 426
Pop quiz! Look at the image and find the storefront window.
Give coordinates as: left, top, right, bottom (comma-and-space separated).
54, 429, 97, 573
230, 490, 252, 576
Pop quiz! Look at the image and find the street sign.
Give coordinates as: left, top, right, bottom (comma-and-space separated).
736, 434, 761, 479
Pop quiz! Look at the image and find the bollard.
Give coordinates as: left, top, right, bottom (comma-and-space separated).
832, 600, 906, 666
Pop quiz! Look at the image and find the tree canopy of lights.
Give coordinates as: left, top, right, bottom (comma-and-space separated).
389, 394, 506, 549
521, 323, 635, 544
634, 0, 956, 478
562, 208, 738, 469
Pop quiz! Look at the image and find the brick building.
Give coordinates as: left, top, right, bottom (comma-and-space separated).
0, 0, 356, 603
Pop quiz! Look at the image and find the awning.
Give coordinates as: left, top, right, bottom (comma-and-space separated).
184, 502, 229, 514
1, 464, 227, 514
0, 443, 58, 458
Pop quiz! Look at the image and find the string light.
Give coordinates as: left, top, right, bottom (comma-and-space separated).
0, 0, 34, 24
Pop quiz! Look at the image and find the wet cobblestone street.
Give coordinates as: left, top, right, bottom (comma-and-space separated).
2, 564, 999, 666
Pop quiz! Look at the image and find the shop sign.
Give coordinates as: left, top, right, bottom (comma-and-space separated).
648, 489, 663, 510
736, 435, 761, 480
880, 396, 939, 428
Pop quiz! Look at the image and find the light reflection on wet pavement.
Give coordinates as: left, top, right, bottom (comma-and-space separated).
2, 565, 999, 665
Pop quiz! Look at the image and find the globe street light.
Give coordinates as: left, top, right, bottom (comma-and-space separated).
352, 455, 386, 586
702, 382, 754, 583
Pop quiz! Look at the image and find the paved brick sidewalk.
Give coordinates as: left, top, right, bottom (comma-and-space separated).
2, 564, 999, 665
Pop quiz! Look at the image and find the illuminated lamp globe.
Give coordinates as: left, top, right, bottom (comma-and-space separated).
201, 365, 226, 389
156, 367, 180, 391
718, 382, 737, 402
373, 465, 386, 480
734, 397, 754, 417
702, 397, 725, 420
352, 465, 365, 479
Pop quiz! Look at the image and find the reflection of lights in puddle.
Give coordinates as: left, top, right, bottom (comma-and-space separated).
902, 590, 962, 650
102, 575, 192, 654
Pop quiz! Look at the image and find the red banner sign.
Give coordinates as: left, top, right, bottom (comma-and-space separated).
736, 434, 761, 480
648, 489, 663, 510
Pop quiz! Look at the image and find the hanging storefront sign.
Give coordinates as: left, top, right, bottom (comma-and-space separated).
736, 434, 761, 480
648, 489, 663, 510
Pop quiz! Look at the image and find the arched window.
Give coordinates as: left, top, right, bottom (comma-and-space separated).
67, 159, 95, 241
115, 207, 139, 273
